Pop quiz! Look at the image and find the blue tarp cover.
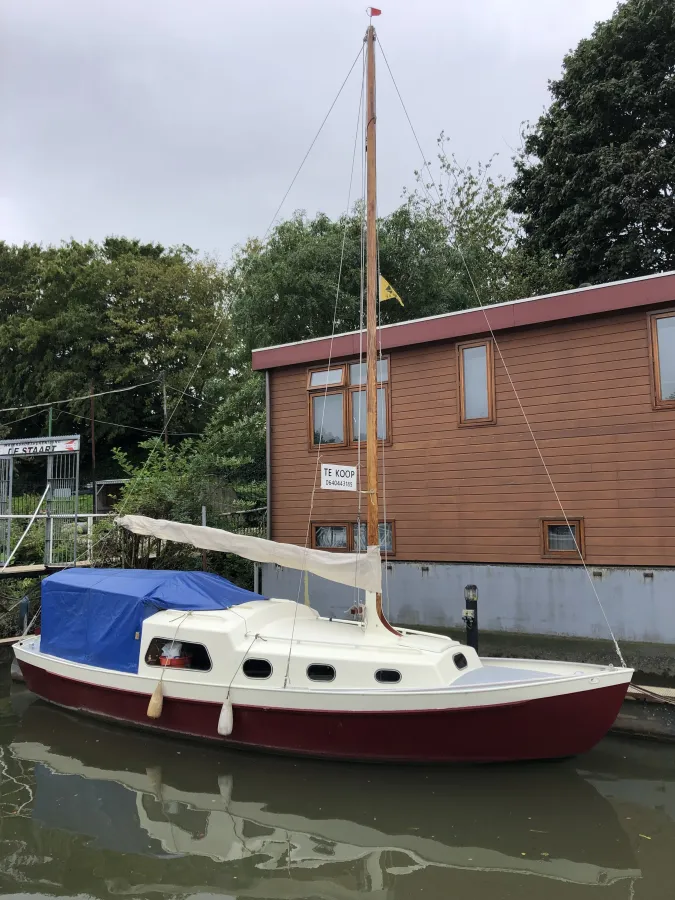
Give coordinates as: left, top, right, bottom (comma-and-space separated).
40, 568, 265, 674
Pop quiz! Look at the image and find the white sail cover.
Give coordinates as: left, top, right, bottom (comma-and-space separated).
115, 514, 382, 594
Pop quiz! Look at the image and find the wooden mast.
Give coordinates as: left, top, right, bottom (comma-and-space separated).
365, 23, 394, 632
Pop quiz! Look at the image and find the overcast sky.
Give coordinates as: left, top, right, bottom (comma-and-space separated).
1, 0, 618, 260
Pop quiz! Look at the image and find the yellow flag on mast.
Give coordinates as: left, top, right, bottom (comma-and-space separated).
379, 275, 404, 306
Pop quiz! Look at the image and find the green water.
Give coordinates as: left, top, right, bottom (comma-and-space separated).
1, 668, 674, 899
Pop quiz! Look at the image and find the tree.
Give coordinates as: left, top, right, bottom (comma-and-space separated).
510, 0, 675, 285
405, 137, 569, 305
0, 238, 226, 472
228, 145, 568, 357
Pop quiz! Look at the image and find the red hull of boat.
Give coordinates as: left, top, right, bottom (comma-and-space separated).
18, 661, 628, 762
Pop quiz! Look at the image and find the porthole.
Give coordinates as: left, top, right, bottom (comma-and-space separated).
243, 658, 272, 679
375, 669, 401, 684
307, 664, 336, 682
453, 653, 468, 670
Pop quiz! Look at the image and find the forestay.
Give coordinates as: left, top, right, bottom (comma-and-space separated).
116, 514, 383, 594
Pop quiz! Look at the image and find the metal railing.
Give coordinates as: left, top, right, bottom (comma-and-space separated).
0, 513, 113, 568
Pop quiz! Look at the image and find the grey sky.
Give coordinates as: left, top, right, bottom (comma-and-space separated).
1, 0, 618, 260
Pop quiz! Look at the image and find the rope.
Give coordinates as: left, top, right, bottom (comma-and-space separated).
353, 69, 367, 617
75, 40, 368, 572
263, 46, 364, 240
375, 220, 391, 622
0, 596, 26, 626
631, 684, 675, 708
21, 605, 41, 637
378, 38, 628, 669
154, 611, 192, 692
283, 42, 367, 689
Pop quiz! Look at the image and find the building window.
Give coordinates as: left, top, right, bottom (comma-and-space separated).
354, 521, 394, 554
542, 518, 585, 558
649, 311, 675, 408
308, 358, 390, 449
313, 524, 349, 550
312, 521, 395, 555
308, 366, 345, 389
457, 339, 495, 425
145, 638, 211, 671
311, 392, 346, 446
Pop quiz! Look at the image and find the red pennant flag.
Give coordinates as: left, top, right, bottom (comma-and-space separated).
368, 7, 382, 15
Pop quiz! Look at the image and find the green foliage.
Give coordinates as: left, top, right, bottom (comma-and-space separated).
94, 440, 265, 587
406, 138, 570, 304
229, 145, 568, 356
510, 0, 675, 284
0, 237, 225, 472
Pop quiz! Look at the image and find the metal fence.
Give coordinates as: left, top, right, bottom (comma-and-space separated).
0, 513, 112, 568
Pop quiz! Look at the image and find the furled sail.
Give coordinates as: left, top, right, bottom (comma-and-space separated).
116, 515, 382, 594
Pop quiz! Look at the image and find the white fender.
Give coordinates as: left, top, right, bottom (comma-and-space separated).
218, 774, 233, 805
217, 698, 233, 736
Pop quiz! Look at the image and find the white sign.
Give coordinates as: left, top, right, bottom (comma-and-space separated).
0, 436, 80, 457
321, 463, 357, 492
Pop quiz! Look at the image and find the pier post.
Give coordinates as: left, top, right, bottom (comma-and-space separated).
463, 584, 479, 652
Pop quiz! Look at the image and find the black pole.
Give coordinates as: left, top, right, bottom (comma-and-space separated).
462, 584, 478, 652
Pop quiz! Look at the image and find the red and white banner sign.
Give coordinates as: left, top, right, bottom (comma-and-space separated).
0, 436, 80, 457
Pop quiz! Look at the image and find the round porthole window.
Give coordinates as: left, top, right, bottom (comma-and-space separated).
243, 658, 272, 679
375, 669, 401, 683
307, 664, 336, 682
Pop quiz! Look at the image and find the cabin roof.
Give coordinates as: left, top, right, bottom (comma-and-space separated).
251, 269, 675, 370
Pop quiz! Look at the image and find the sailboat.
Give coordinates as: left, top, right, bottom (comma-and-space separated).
13, 20, 633, 762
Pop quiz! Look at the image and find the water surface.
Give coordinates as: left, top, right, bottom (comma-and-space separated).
2, 667, 674, 899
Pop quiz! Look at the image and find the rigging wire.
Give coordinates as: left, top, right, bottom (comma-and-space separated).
165, 384, 222, 409
263, 46, 364, 240
377, 38, 627, 667
354, 54, 367, 614
120, 39, 367, 522
283, 41, 367, 688
69, 40, 368, 571
375, 219, 391, 621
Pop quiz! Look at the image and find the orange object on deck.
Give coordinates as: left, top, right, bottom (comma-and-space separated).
159, 656, 190, 668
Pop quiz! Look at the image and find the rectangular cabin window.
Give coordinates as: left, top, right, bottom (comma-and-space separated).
649, 311, 675, 407
542, 518, 584, 559
313, 524, 349, 550
457, 340, 495, 425
308, 357, 390, 449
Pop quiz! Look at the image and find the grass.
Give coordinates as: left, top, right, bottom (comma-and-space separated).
8, 492, 94, 516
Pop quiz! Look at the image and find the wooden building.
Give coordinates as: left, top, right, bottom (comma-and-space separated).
252, 272, 675, 645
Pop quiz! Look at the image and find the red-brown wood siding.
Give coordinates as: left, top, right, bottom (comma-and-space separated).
268, 308, 675, 567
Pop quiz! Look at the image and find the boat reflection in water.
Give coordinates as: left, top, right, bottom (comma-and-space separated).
7, 703, 640, 899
